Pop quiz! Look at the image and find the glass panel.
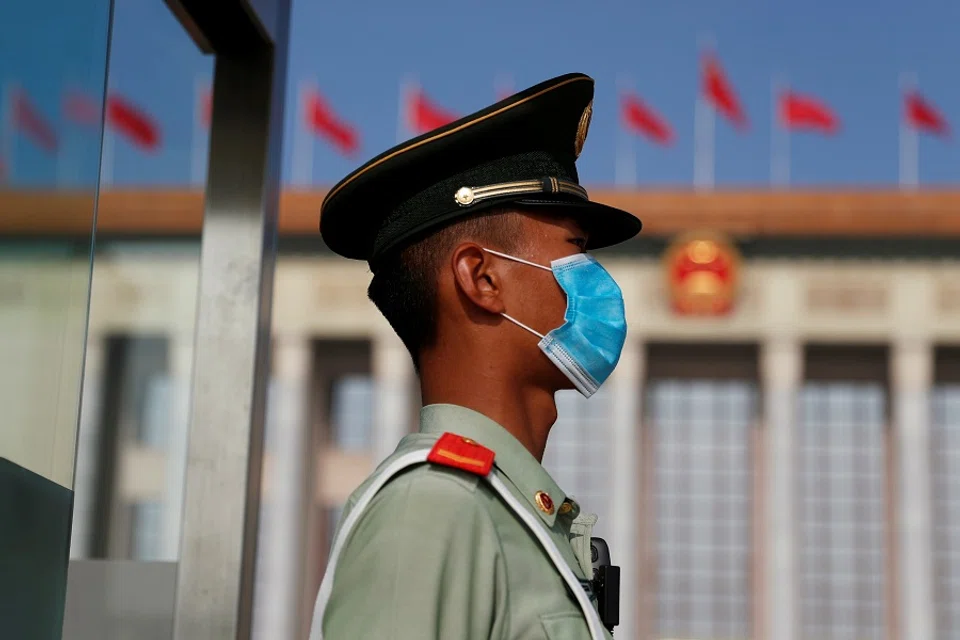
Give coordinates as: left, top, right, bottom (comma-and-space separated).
798, 382, 887, 640
0, 1, 111, 636
0, 0, 110, 486
932, 385, 960, 640
60, 0, 216, 635
647, 379, 755, 640
70, 319, 192, 563
543, 388, 614, 539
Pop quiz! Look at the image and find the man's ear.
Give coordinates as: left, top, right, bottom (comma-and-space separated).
450, 243, 506, 315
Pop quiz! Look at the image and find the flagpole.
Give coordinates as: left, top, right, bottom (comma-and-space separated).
614, 74, 637, 187
2, 82, 16, 184
398, 74, 416, 144
694, 34, 717, 191
191, 74, 206, 185
56, 129, 68, 187
694, 94, 715, 190
57, 86, 69, 187
771, 75, 790, 188
899, 72, 919, 190
291, 80, 314, 186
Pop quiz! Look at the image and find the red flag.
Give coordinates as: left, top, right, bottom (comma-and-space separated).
305, 91, 360, 156
905, 91, 948, 137
13, 91, 59, 152
702, 52, 747, 129
407, 89, 457, 134
620, 94, 673, 145
63, 90, 102, 127
106, 94, 161, 151
780, 91, 839, 134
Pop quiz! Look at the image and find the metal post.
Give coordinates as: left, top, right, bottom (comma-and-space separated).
166, 1, 291, 638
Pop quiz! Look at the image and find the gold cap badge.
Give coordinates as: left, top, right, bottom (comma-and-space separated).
574, 101, 592, 158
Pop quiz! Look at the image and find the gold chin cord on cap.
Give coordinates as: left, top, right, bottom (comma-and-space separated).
454, 177, 588, 207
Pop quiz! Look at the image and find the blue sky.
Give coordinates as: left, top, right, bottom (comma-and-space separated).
3, 0, 960, 188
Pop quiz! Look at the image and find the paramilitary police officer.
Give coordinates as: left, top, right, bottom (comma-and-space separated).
308, 73, 642, 640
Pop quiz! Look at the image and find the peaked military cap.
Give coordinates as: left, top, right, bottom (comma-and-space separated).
319, 72, 642, 266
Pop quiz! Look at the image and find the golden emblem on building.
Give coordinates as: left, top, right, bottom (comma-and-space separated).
664, 231, 740, 316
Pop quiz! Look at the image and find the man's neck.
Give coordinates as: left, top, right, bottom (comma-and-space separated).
419, 360, 557, 461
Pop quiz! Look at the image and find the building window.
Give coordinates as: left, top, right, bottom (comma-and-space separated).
329, 375, 374, 453
303, 338, 375, 615
648, 379, 755, 640
644, 343, 758, 640
797, 346, 891, 640
130, 501, 164, 561
933, 379, 960, 638
82, 335, 176, 560
798, 381, 888, 639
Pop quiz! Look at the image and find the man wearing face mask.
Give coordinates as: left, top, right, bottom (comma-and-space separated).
309, 73, 642, 640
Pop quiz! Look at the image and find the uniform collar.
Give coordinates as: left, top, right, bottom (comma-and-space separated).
420, 404, 570, 527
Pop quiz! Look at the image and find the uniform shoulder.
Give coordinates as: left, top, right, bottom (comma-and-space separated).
386, 431, 497, 500
343, 460, 493, 547
380, 461, 482, 503
340, 431, 498, 520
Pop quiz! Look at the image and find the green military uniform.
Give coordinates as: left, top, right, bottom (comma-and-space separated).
312, 405, 611, 639
309, 72, 642, 639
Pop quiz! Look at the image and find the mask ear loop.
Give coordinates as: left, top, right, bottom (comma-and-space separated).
500, 313, 545, 339
482, 247, 553, 272
482, 248, 554, 339
482, 248, 553, 339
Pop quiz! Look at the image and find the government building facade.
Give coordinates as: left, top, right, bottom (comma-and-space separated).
5, 187, 960, 639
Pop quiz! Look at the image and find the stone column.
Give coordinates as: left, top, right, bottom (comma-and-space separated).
762, 337, 802, 640
892, 339, 935, 640
253, 335, 312, 640
371, 333, 414, 465
607, 335, 643, 640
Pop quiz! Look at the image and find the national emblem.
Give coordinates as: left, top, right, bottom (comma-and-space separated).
664, 230, 741, 316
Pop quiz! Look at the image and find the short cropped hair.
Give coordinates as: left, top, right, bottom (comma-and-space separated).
367, 209, 526, 370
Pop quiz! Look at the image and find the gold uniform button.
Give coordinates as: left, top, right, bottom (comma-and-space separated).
534, 491, 555, 515
462, 437, 476, 445
558, 501, 573, 515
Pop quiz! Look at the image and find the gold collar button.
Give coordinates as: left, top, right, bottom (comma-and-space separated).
534, 491, 555, 515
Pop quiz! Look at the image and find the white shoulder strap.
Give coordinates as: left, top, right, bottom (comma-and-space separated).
308, 446, 608, 640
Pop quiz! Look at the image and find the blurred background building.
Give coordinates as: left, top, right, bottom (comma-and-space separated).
4, 1, 960, 639
7, 187, 960, 640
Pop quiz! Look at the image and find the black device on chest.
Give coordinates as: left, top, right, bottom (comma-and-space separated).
589, 537, 621, 634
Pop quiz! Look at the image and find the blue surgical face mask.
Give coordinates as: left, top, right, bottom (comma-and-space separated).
483, 248, 628, 398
